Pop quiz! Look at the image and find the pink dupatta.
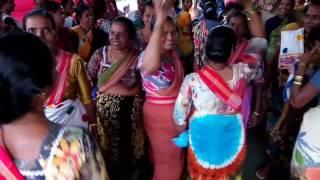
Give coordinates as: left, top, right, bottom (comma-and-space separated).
47, 50, 73, 106
227, 40, 252, 127
0, 146, 24, 180
146, 51, 184, 104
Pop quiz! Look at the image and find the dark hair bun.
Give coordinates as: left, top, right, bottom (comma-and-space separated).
205, 25, 237, 63
200, 0, 217, 19
0, 32, 55, 124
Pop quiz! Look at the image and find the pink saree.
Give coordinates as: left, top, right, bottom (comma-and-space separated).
143, 51, 185, 180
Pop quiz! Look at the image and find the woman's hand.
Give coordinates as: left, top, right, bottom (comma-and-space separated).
299, 47, 319, 65
154, 0, 173, 25
240, 0, 253, 10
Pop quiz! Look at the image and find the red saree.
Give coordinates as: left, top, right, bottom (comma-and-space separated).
47, 50, 73, 106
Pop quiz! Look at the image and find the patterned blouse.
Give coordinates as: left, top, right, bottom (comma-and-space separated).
87, 46, 139, 88
138, 51, 176, 91
15, 123, 109, 179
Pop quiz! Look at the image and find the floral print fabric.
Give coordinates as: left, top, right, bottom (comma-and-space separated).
291, 71, 320, 179
15, 123, 109, 180
174, 63, 261, 126
174, 37, 267, 126
291, 106, 320, 180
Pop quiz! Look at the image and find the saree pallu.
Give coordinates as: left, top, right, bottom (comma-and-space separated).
143, 99, 184, 180
291, 106, 320, 180
47, 50, 73, 106
45, 99, 88, 129
96, 93, 145, 180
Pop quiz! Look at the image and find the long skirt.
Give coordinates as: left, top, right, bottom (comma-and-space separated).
96, 94, 145, 180
143, 101, 184, 180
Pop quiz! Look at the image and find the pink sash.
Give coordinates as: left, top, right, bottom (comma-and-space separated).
146, 51, 184, 104
98, 47, 139, 93
47, 50, 73, 106
198, 65, 245, 112
227, 40, 251, 126
0, 146, 23, 180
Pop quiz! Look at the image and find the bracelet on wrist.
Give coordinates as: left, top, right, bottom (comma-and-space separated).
294, 75, 303, 82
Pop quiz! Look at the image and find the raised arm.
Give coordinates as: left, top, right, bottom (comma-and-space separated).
141, 0, 172, 74
241, 0, 266, 38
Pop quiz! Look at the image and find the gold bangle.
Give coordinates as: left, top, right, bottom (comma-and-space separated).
299, 62, 306, 67
293, 81, 302, 85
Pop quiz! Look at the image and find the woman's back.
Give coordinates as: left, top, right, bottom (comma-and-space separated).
0, 32, 109, 180
176, 64, 247, 116
14, 122, 108, 179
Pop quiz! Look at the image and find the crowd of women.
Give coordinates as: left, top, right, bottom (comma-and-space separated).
0, 0, 320, 179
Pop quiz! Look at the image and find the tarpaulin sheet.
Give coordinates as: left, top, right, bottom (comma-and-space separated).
12, 0, 34, 22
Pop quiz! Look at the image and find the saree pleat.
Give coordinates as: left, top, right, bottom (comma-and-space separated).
143, 101, 184, 180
